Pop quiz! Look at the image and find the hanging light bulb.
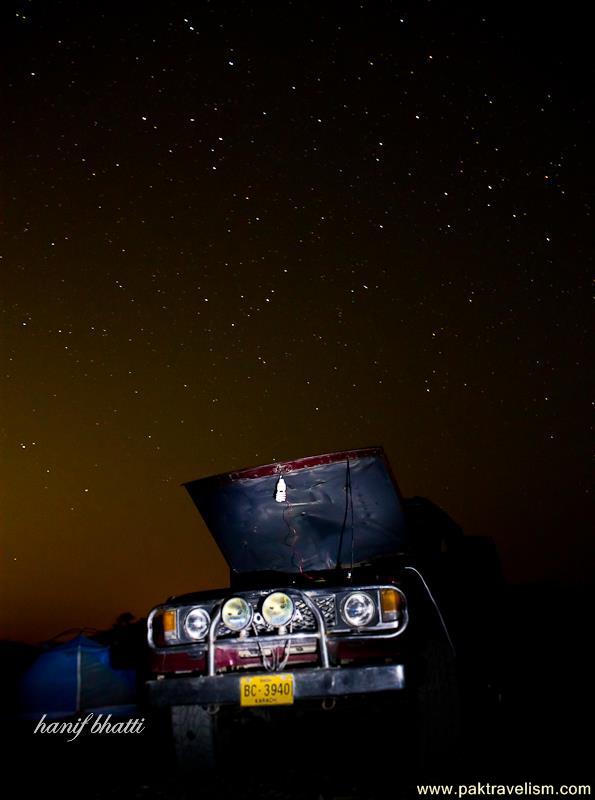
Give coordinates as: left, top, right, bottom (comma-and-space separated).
275, 475, 287, 503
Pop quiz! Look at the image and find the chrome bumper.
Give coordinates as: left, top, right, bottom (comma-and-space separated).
147, 664, 405, 707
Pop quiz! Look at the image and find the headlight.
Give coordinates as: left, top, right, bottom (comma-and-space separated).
183, 607, 210, 640
221, 597, 253, 631
341, 592, 376, 627
262, 592, 294, 627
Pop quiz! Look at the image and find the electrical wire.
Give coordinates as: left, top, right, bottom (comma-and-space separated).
335, 459, 353, 570
404, 565, 456, 655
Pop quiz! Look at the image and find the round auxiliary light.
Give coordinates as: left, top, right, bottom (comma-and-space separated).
221, 597, 253, 632
341, 592, 376, 627
262, 592, 295, 627
184, 607, 210, 640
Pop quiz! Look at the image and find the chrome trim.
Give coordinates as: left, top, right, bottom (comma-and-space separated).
205, 588, 330, 674
207, 606, 223, 676
147, 584, 408, 653
148, 623, 409, 655
147, 606, 158, 649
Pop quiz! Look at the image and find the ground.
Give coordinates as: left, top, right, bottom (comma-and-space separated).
5, 584, 592, 799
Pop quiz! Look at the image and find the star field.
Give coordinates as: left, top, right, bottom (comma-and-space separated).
2, 1, 593, 641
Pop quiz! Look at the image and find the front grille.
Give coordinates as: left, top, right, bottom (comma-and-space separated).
216, 592, 336, 637
293, 594, 336, 631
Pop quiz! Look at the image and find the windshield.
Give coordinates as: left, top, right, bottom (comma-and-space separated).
184, 448, 408, 574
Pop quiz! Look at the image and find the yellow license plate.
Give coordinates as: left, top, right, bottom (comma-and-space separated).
240, 674, 294, 706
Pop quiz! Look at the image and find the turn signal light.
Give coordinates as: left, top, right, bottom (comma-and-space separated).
380, 588, 403, 622
162, 609, 177, 642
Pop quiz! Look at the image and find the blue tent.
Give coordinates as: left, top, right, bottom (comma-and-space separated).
18, 634, 137, 720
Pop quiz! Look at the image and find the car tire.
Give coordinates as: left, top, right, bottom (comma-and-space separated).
415, 636, 462, 778
170, 704, 218, 773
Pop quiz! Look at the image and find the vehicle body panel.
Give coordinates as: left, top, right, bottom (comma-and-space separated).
183, 447, 409, 574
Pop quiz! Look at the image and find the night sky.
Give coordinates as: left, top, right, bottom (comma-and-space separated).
2, 1, 593, 643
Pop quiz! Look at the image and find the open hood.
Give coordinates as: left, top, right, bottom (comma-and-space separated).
184, 447, 408, 575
